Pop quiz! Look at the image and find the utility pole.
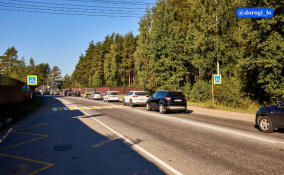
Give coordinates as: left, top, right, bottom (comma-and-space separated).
216, 0, 219, 75
212, 0, 219, 106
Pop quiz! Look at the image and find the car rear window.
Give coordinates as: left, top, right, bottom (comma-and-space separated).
135, 92, 147, 96
94, 92, 101, 94
168, 92, 185, 98
111, 92, 118, 95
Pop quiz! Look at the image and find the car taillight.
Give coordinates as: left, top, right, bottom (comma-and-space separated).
133, 95, 138, 98
164, 97, 171, 101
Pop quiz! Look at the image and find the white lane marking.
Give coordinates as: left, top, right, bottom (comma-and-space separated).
128, 109, 284, 145
82, 110, 183, 175
103, 106, 112, 109
58, 97, 183, 175
63, 107, 69, 111
0, 128, 13, 143
72, 105, 79, 110
84, 107, 90, 110
91, 106, 102, 109
58, 98, 284, 145
52, 108, 57, 111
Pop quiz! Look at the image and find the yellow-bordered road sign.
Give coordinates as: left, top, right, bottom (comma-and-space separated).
27, 75, 37, 85
214, 74, 221, 84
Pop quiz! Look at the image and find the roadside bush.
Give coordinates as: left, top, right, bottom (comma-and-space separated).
181, 82, 191, 100
214, 76, 243, 107
189, 79, 211, 102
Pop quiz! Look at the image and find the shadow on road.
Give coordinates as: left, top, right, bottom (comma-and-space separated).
0, 96, 166, 175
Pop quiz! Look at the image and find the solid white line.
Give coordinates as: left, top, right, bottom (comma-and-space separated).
81, 110, 183, 175
0, 128, 13, 143
58, 98, 284, 146
128, 109, 284, 145
92, 106, 102, 109
71, 105, 79, 110
103, 106, 112, 109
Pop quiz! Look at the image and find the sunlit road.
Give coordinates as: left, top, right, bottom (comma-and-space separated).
1, 96, 283, 175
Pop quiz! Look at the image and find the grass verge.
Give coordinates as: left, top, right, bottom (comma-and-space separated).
187, 101, 259, 114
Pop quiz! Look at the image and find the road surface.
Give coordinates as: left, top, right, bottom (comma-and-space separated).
0, 96, 283, 175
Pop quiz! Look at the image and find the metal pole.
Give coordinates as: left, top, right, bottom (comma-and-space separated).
216, 0, 219, 75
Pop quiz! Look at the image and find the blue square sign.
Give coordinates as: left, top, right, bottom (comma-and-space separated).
27, 75, 37, 85
214, 75, 221, 84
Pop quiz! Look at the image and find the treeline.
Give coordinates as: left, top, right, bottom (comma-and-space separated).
70, 32, 137, 88
0, 47, 62, 87
71, 0, 283, 106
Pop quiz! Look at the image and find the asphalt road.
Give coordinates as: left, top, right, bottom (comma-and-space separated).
0, 96, 283, 175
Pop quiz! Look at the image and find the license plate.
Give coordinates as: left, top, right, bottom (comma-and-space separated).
175, 99, 182, 102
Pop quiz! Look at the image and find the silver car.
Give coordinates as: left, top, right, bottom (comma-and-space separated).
91, 92, 102, 100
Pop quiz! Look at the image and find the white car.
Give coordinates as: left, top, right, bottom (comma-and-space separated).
91, 92, 102, 100
123, 91, 149, 107
103, 91, 119, 102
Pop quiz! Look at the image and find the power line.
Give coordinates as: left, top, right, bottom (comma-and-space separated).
0, 3, 145, 16
8, 0, 149, 10
0, 7, 142, 17
0, 1, 146, 14
65, 0, 154, 6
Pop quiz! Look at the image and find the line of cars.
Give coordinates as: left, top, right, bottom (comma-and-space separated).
84, 90, 187, 114
81, 90, 284, 133
64, 90, 80, 97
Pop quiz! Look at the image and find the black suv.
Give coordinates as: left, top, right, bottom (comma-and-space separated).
146, 90, 187, 114
255, 101, 284, 133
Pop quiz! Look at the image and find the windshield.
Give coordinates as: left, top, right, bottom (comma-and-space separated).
135, 92, 147, 96
111, 92, 118, 95
168, 92, 185, 98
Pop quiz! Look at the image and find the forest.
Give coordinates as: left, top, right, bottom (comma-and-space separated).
0, 47, 62, 87
59, 0, 284, 107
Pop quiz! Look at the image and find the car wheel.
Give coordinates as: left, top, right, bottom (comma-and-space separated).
159, 104, 166, 114
258, 116, 274, 133
146, 103, 151, 111
130, 100, 134, 107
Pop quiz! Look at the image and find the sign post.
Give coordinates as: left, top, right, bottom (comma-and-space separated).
27, 75, 37, 86
214, 74, 222, 84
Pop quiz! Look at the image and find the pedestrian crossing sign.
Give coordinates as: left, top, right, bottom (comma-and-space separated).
27, 75, 37, 85
214, 74, 221, 84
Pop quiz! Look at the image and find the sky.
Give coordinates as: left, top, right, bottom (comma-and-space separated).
0, 0, 155, 76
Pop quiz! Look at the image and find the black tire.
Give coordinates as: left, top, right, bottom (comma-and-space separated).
146, 103, 151, 111
159, 104, 166, 114
130, 100, 134, 107
258, 116, 274, 133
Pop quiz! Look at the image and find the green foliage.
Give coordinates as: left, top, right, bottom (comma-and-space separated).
189, 80, 211, 102
214, 77, 243, 107
62, 74, 72, 89
0, 47, 61, 88
70, 0, 283, 106
90, 71, 102, 88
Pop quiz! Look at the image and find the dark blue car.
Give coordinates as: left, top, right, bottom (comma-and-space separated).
255, 101, 284, 132
146, 90, 187, 114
